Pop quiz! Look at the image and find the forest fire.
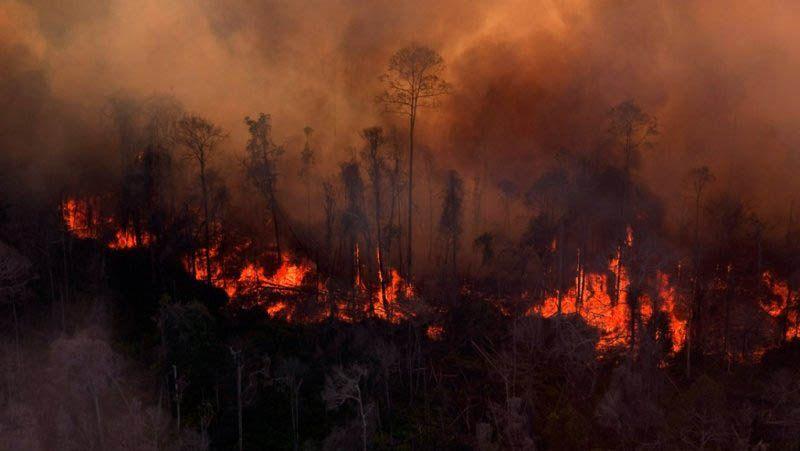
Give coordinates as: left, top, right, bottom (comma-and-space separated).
534, 253, 687, 351
184, 244, 413, 322
62, 195, 798, 357
63, 195, 417, 322
61, 198, 151, 249
10, 2, 800, 448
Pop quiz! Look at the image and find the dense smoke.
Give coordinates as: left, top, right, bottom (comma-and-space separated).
2, 0, 800, 224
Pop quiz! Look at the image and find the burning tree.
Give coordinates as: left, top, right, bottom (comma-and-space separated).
177, 114, 227, 284
340, 160, 370, 314
361, 126, 390, 318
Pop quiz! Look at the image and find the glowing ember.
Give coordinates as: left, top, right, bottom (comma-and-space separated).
426, 324, 444, 340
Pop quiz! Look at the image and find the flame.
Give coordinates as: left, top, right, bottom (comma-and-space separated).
61, 198, 151, 249
761, 271, 800, 340
108, 229, 151, 249
373, 269, 413, 321
534, 237, 686, 352
187, 249, 313, 300
61, 198, 98, 239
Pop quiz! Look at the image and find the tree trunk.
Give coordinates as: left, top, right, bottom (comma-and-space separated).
357, 387, 367, 451
270, 191, 282, 262
11, 301, 20, 369
237, 358, 243, 451
92, 389, 104, 450
200, 157, 212, 285
173, 365, 181, 432
374, 177, 389, 319
407, 109, 416, 279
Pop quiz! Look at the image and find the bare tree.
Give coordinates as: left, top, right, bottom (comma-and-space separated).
50, 333, 119, 450
276, 358, 308, 451
323, 364, 370, 451
0, 242, 33, 369
177, 115, 227, 284
378, 44, 450, 279
244, 113, 285, 262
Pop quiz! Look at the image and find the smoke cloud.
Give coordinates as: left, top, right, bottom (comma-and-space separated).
2, 0, 799, 224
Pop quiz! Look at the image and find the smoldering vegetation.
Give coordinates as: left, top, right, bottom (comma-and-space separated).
2, 0, 800, 449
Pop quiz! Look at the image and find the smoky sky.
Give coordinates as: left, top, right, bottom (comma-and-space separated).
2, 0, 800, 223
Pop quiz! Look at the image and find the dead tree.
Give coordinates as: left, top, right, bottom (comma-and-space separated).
323, 364, 370, 451
378, 44, 450, 279
276, 358, 308, 451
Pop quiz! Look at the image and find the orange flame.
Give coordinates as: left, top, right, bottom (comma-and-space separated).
534, 237, 686, 352
61, 198, 151, 249
761, 271, 800, 340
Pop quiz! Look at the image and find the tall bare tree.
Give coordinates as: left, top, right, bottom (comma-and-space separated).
177, 115, 226, 284
378, 44, 450, 279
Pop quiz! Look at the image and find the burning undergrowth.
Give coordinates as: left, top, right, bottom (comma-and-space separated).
60, 191, 798, 358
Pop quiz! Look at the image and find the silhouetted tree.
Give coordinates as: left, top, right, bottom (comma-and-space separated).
439, 170, 464, 274
244, 113, 285, 262
300, 125, 315, 225
361, 126, 390, 318
177, 115, 226, 284
378, 44, 450, 279
686, 165, 715, 378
